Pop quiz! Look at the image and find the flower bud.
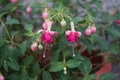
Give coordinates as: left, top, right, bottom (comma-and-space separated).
91, 26, 96, 33
26, 6, 32, 14
41, 11, 49, 20
63, 70, 67, 75
38, 44, 43, 50
10, 0, 18, 3
60, 19, 66, 27
30, 42, 38, 51
63, 67, 67, 71
85, 28, 92, 36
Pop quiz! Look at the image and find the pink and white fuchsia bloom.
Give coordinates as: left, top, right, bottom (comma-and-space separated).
0, 74, 4, 80
65, 22, 81, 43
37, 21, 57, 57
65, 22, 81, 56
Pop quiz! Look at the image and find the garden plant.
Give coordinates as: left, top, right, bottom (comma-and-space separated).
0, 0, 120, 80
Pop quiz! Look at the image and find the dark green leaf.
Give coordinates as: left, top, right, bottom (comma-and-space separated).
24, 24, 33, 32
8, 61, 19, 71
0, 37, 4, 48
20, 41, 28, 55
32, 62, 40, 78
92, 34, 109, 51
23, 56, 33, 65
5, 18, 20, 24
99, 73, 116, 80
50, 62, 64, 72
42, 71, 53, 80
79, 57, 92, 75
66, 59, 82, 68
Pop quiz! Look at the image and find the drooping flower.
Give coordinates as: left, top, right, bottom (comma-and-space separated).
65, 22, 81, 43
65, 22, 81, 56
37, 21, 57, 57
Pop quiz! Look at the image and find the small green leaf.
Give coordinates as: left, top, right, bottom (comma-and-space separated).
0, 37, 4, 48
79, 56, 92, 75
0, 12, 8, 18
66, 59, 82, 68
73, 16, 84, 22
42, 71, 53, 80
99, 73, 116, 80
5, 18, 20, 24
20, 41, 28, 55
8, 61, 19, 71
3, 62, 8, 72
24, 24, 33, 32
92, 34, 109, 51
32, 62, 40, 78
50, 62, 64, 72
23, 56, 33, 65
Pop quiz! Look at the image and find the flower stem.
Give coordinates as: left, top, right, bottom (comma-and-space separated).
0, 19, 11, 40
72, 44, 75, 57
43, 44, 47, 58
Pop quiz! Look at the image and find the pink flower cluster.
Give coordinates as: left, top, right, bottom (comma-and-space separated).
85, 25, 96, 36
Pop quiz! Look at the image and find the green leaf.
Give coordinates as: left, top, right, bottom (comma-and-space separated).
92, 34, 109, 51
42, 71, 53, 80
23, 56, 33, 65
106, 27, 120, 38
51, 51, 60, 63
24, 24, 33, 32
73, 16, 84, 22
20, 41, 28, 55
8, 61, 19, 71
66, 59, 82, 68
5, 18, 20, 24
0, 12, 8, 18
0, 37, 4, 48
50, 62, 64, 72
3, 62, 8, 72
99, 73, 116, 80
20, 70, 29, 80
83, 74, 96, 80
79, 56, 92, 75
32, 62, 40, 78
80, 36, 94, 50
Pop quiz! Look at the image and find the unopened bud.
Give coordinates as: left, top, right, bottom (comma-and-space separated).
60, 19, 66, 27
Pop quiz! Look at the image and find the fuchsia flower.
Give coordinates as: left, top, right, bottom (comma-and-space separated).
41, 30, 56, 44
115, 20, 120, 25
37, 21, 57, 58
0, 74, 4, 80
65, 22, 81, 43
